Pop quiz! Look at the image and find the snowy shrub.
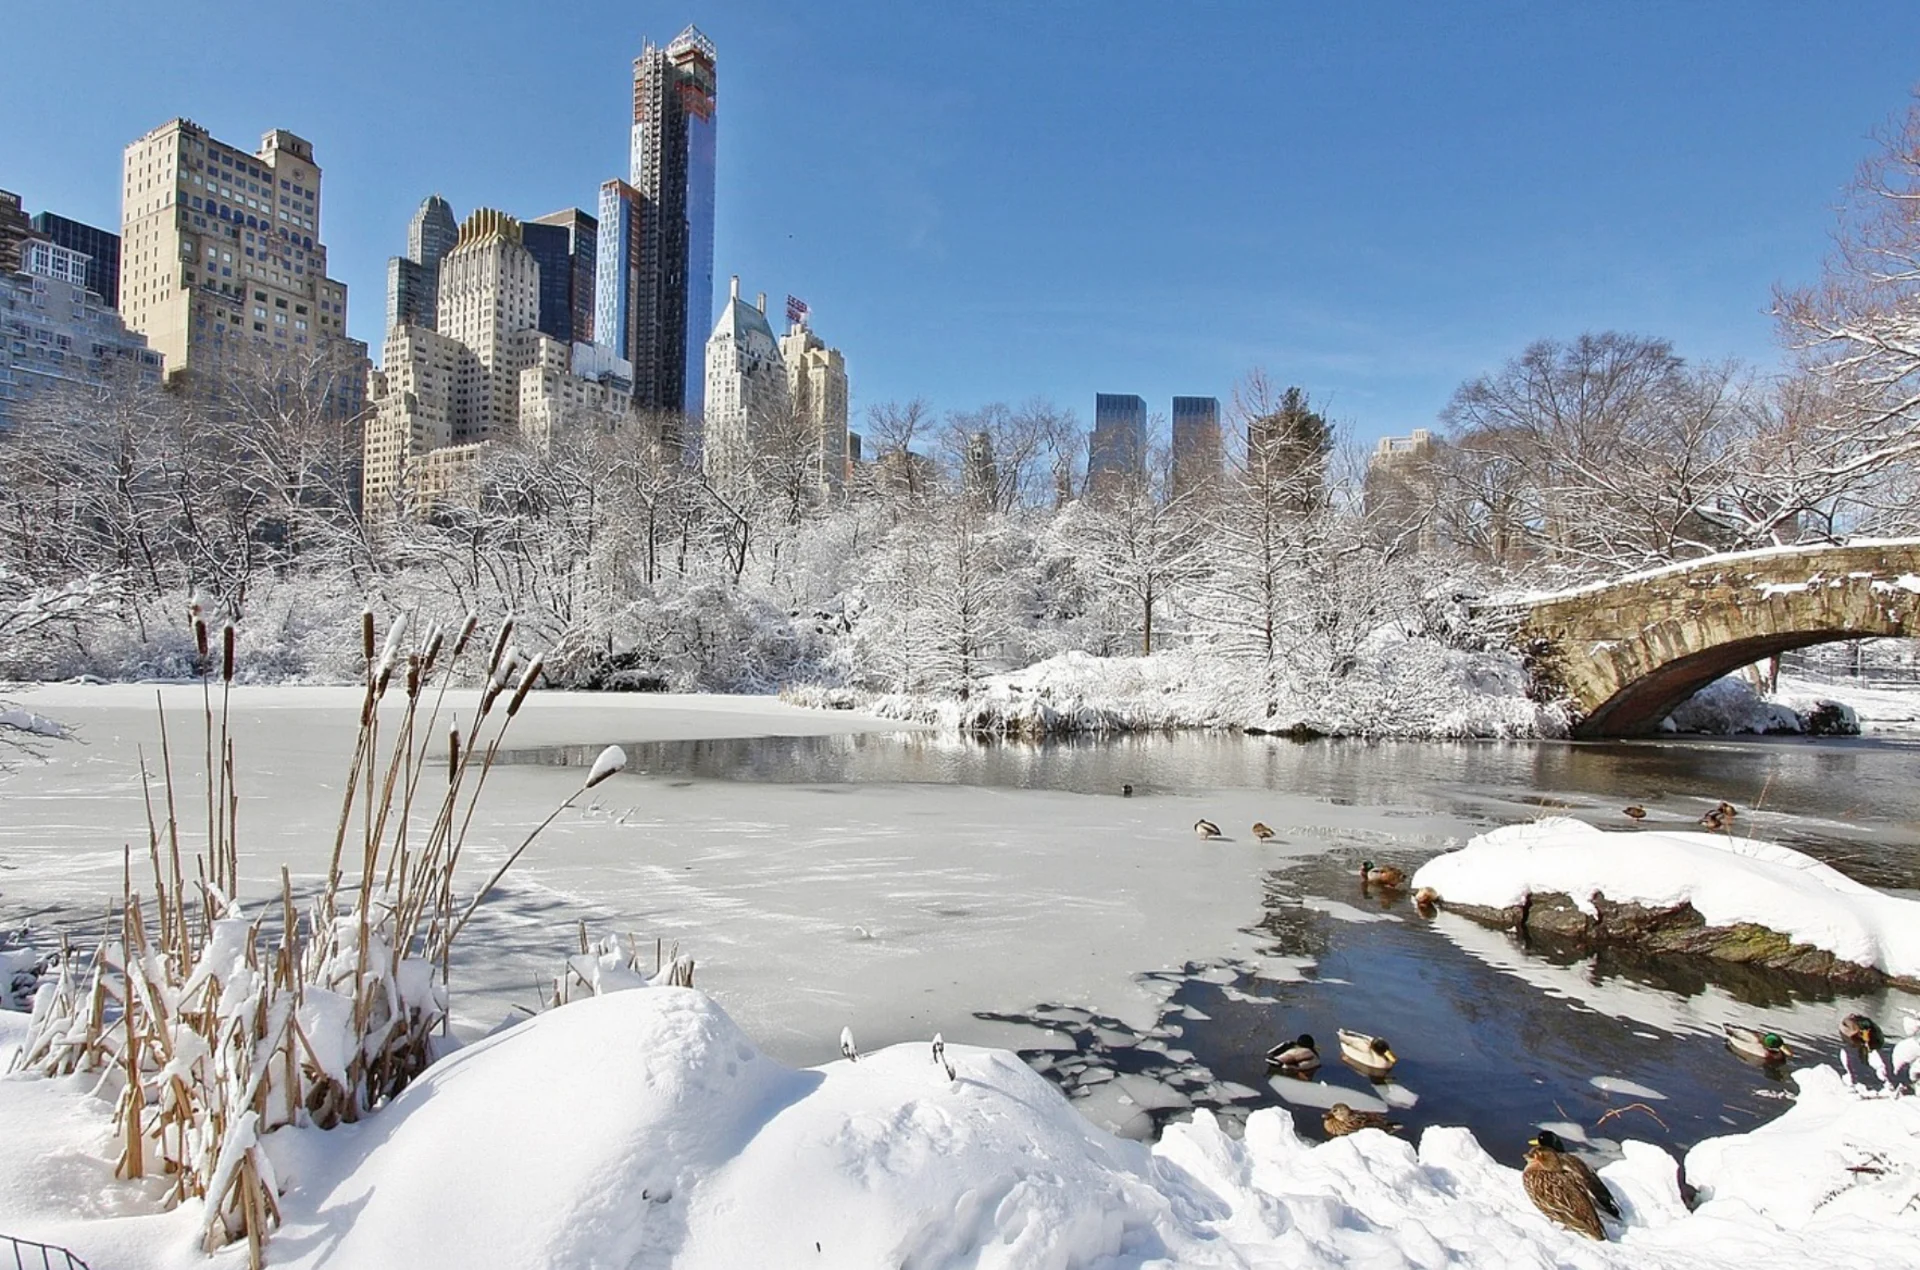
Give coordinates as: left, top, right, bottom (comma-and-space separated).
548, 929, 694, 1007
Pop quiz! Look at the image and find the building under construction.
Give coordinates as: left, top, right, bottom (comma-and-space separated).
625, 25, 717, 448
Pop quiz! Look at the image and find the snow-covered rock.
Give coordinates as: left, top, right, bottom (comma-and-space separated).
1661, 675, 1858, 736
1413, 818, 1920, 983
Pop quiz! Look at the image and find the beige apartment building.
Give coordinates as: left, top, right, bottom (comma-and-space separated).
365, 208, 641, 514
702, 276, 851, 502
118, 120, 364, 416
779, 319, 849, 496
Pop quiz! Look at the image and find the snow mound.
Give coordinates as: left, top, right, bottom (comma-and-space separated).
265, 989, 1170, 1268
1412, 817, 1920, 979
8, 985, 1920, 1267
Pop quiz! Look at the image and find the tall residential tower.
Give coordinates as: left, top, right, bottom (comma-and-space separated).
595, 25, 716, 450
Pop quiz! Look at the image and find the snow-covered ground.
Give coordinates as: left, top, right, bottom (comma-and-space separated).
1414, 817, 1920, 981
3, 986, 1919, 1268
6, 688, 1920, 1265
1775, 671, 1920, 733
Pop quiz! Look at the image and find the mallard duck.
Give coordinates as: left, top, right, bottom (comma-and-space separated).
1264, 1033, 1319, 1072
1323, 1102, 1397, 1137
1841, 1013, 1884, 1050
1723, 1023, 1790, 1063
1700, 807, 1730, 832
1413, 886, 1440, 910
1337, 1028, 1397, 1072
1122, 783, 1134, 797
1623, 804, 1647, 822
1532, 1130, 1621, 1220
1523, 1142, 1607, 1240
1194, 819, 1222, 840
1716, 800, 1737, 819
1360, 860, 1406, 887
1251, 822, 1275, 841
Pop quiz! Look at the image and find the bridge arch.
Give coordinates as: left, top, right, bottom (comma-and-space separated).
1509, 541, 1920, 737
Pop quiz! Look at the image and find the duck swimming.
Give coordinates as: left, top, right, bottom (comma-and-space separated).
1337, 1028, 1397, 1072
1264, 1033, 1319, 1073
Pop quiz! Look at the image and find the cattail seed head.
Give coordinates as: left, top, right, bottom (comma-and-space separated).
361, 610, 376, 664
486, 616, 515, 678
421, 627, 446, 674
506, 655, 544, 717
452, 613, 479, 660
194, 617, 209, 663
585, 745, 627, 789
221, 625, 236, 683
449, 725, 462, 780
406, 652, 422, 699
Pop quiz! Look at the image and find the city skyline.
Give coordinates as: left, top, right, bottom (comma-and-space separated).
8, 3, 1920, 442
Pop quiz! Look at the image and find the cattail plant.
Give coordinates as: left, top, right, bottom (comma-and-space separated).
12, 612, 647, 1268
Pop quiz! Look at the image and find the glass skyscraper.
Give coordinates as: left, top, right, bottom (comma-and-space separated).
530, 207, 598, 348
29, 211, 120, 306
386, 195, 457, 331
594, 179, 643, 377
1089, 393, 1148, 493
626, 25, 716, 449
1170, 395, 1222, 495
521, 220, 575, 345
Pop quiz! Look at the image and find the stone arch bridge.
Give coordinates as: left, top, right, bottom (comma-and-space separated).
1500, 541, 1920, 737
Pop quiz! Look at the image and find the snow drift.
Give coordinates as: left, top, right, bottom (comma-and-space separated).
5, 985, 1920, 1267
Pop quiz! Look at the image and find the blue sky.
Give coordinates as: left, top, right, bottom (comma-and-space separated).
5, 2, 1919, 442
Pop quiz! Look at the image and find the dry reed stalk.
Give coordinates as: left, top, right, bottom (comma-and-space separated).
16, 610, 631, 1261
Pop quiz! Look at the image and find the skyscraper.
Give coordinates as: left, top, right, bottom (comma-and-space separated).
117, 120, 365, 419
1170, 395, 1222, 497
594, 178, 644, 384
1088, 393, 1147, 494
386, 195, 457, 332
627, 25, 716, 434
29, 210, 120, 305
366, 208, 642, 513
521, 221, 574, 346
529, 207, 598, 347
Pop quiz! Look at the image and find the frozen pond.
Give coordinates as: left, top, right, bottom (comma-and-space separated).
4, 684, 1918, 1164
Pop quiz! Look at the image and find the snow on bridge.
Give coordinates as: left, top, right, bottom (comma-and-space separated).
1500, 539, 1920, 737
